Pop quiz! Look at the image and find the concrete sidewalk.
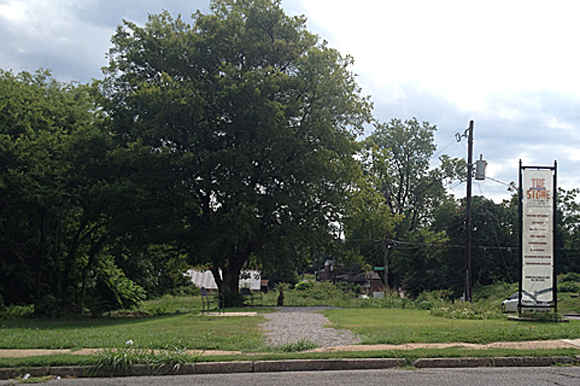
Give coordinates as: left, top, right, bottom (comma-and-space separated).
2, 339, 580, 359
1, 356, 579, 381
2, 340, 580, 380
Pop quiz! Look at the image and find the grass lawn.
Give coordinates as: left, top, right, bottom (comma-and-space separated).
0, 313, 267, 352
3, 299, 580, 369
323, 308, 580, 345
3, 307, 580, 352
557, 293, 580, 314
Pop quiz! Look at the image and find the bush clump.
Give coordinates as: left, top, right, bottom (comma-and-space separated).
294, 281, 314, 291
429, 299, 503, 320
0, 304, 34, 319
277, 339, 317, 352
413, 290, 453, 310
559, 272, 580, 283
279, 281, 356, 306
34, 295, 62, 318
558, 281, 580, 293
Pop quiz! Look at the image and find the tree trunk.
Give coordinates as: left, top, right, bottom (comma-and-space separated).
211, 244, 252, 307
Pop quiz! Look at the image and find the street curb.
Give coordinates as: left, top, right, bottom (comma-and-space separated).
253, 358, 406, 372
0, 359, 404, 380
414, 356, 578, 368
0, 357, 578, 380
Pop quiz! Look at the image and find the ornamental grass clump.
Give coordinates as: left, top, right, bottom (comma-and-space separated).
94, 341, 200, 374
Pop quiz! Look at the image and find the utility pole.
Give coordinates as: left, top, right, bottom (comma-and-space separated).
465, 120, 474, 302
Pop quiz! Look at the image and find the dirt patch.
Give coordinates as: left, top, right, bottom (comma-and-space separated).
0, 349, 85, 358
0, 348, 243, 358
308, 340, 580, 353
1, 340, 577, 359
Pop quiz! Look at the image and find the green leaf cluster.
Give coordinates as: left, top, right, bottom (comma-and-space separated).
97, 0, 373, 300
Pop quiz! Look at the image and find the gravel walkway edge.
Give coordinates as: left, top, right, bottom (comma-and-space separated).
260, 306, 361, 348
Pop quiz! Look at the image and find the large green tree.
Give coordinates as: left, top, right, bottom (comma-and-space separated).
557, 188, 580, 274
0, 69, 171, 313
0, 69, 112, 309
429, 196, 518, 296
97, 0, 372, 302
360, 117, 463, 290
341, 160, 400, 284
365, 118, 463, 233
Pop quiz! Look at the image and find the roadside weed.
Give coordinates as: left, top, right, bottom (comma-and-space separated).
277, 339, 318, 352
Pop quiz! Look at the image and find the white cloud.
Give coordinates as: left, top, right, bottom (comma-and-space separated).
1, 0, 579, 202
302, 0, 580, 112
0, 0, 112, 80
0, 0, 210, 81
0, 0, 27, 23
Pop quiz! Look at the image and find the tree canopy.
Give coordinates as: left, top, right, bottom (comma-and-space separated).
4, 1, 580, 313
0, 69, 128, 312
350, 118, 463, 289
97, 0, 372, 301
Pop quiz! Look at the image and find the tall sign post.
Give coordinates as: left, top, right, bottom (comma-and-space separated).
518, 161, 557, 314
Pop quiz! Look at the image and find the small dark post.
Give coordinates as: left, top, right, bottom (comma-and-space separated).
383, 239, 391, 291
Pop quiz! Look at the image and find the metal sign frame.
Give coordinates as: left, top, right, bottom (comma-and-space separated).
518, 161, 557, 314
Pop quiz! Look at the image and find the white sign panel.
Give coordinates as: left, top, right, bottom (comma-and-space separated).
521, 168, 554, 302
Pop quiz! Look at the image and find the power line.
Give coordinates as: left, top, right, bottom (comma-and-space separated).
474, 182, 514, 281
485, 176, 516, 190
431, 137, 458, 160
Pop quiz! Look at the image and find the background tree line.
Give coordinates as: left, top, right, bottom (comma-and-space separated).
2, 0, 580, 314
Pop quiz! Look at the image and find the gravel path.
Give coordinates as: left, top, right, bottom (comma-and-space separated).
261, 307, 361, 348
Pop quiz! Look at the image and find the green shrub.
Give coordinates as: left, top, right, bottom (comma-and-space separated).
334, 281, 361, 294
138, 294, 200, 316
520, 310, 562, 322
412, 290, 453, 310
558, 281, 580, 293
106, 275, 147, 310
170, 285, 200, 297
0, 304, 34, 319
294, 281, 314, 291
91, 258, 147, 314
274, 282, 292, 291
34, 295, 62, 318
472, 282, 517, 303
276, 281, 357, 306
277, 339, 317, 352
559, 272, 580, 283
429, 299, 503, 320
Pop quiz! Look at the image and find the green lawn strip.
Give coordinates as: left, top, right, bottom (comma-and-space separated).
0, 354, 96, 369
3, 348, 579, 370
323, 308, 580, 344
3, 306, 580, 369
138, 296, 201, 315
204, 348, 580, 363
557, 294, 580, 315
0, 314, 267, 352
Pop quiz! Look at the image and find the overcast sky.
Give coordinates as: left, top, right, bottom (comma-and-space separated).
1, 0, 578, 202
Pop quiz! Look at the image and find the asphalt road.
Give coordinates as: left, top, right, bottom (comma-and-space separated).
8, 367, 580, 386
